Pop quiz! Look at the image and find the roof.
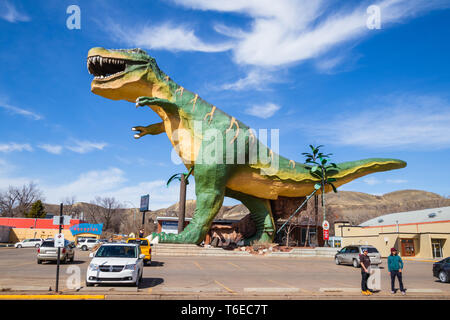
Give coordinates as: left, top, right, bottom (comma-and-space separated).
359, 206, 450, 227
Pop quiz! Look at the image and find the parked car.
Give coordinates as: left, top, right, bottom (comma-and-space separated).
433, 257, 450, 283
77, 238, 100, 251
15, 238, 43, 248
335, 245, 382, 267
86, 243, 144, 287
126, 238, 152, 266
37, 239, 75, 264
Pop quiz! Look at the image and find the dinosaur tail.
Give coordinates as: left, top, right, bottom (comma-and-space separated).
329, 158, 407, 190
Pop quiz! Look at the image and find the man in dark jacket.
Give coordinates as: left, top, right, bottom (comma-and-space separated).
388, 247, 405, 294
360, 248, 372, 295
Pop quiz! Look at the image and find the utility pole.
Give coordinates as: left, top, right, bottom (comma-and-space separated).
55, 203, 63, 293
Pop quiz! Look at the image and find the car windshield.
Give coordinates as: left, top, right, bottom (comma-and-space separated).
95, 245, 137, 258
361, 247, 379, 253
127, 239, 149, 246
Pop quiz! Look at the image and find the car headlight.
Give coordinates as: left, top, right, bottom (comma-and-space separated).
89, 263, 99, 271
124, 264, 137, 271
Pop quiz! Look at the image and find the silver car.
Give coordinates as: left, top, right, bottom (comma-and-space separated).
15, 238, 43, 248
335, 245, 382, 267
37, 239, 75, 264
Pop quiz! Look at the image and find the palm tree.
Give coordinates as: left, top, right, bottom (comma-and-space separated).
166, 167, 194, 233
303, 145, 339, 247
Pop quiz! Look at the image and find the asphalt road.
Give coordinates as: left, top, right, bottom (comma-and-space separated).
0, 247, 448, 299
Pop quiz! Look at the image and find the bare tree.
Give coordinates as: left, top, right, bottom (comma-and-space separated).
0, 182, 44, 217
61, 196, 83, 219
85, 197, 124, 233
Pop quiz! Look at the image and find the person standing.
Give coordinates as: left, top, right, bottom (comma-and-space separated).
388, 247, 405, 295
360, 248, 372, 295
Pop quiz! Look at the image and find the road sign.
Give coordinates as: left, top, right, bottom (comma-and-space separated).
140, 194, 149, 212
323, 229, 330, 241
55, 233, 65, 248
53, 215, 71, 226
322, 220, 330, 231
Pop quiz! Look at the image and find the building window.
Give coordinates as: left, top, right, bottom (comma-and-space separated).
432, 239, 443, 259
400, 239, 415, 257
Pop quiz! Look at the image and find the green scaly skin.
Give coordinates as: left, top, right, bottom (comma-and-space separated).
87, 47, 407, 245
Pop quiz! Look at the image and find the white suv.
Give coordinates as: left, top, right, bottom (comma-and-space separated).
86, 243, 144, 287
15, 238, 43, 248
77, 239, 100, 251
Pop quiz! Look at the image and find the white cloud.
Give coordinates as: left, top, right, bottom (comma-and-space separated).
0, 143, 33, 153
107, 21, 233, 53
38, 144, 63, 155
386, 179, 408, 184
244, 103, 280, 119
0, 1, 30, 23
363, 177, 382, 186
66, 140, 108, 154
302, 95, 450, 150
0, 102, 42, 120
220, 69, 275, 91
169, 0, 450, 67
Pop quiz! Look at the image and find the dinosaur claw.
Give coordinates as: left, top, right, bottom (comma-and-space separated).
134, 134, 140, 139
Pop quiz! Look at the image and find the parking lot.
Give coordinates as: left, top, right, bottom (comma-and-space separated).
0, 247, 448, 299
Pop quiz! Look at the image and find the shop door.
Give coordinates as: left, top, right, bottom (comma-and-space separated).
401, 239, 415, 257
432, 240, 443, 259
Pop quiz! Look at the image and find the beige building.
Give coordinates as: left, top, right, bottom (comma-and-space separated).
334, 206, 450, 259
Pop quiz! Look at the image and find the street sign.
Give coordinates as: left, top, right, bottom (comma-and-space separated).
323, 229, 330, 241
53, 215, 71, 226
322, 220, 330, 231
140, 194, 149, 212
55, 233, 65, 248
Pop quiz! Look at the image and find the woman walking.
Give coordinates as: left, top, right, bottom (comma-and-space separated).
388, 247, 406, 295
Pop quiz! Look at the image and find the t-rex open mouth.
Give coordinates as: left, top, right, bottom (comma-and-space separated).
87, 55, 147, 80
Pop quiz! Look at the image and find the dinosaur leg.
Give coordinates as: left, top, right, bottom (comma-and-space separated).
132, 122, 165, 139
151, 164, 229, 244
225, 189, 275, 245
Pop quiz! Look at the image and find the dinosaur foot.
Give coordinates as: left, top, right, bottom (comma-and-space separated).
243, 231, 274, 246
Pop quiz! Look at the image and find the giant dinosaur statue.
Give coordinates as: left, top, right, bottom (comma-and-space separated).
86, 47, 407, 245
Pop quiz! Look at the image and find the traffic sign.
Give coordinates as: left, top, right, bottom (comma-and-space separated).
53, 215, 71, 226
140, 194, 149, 212
55, 233, 65, 248
322, 220, 330, 231
323, 229, 330, 241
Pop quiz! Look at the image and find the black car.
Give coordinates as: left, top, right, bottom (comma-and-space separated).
433, 257, 450, 283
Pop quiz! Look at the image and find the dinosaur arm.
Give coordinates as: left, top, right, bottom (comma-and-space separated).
132, 122, 165, 139
136, 96, 179, 114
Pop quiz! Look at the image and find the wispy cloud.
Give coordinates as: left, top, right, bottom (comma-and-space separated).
0, 1, 30, 23
170, 0, 450, 67
244, 103, 281, 119
0, 143, 33, 153
107, 21, 233, 53
301, 94, 450, 150
0, 101, 43, 120
38, 144, 63, 155
220, 69, 276, 91
66, 140, 108, 154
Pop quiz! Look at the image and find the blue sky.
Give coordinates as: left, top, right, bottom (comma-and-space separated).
1, 0, 449, 209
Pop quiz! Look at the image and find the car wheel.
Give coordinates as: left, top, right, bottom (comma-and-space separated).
17, 244, 22, 248
335, 257, 340, 265
37, 259, 42, 264
439, 271, 449, 283
353, 259, 360, 268
35, 244, 40, 248
82, 245, 87, 251
86, 282, 94, 287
